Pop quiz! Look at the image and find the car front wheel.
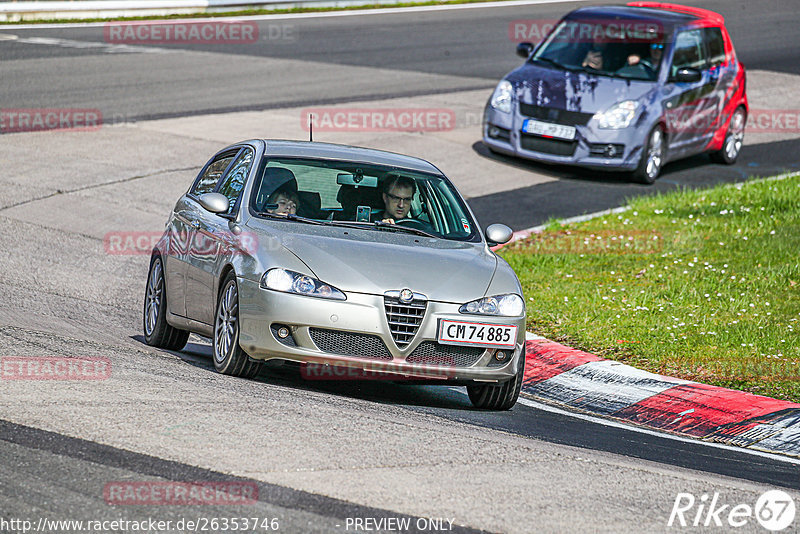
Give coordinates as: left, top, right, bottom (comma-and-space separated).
467, 350, 526, 410
143, 255, 189, 351
710, 106, 746, 164
213, 271, 262, 378
632, 125, 665, 184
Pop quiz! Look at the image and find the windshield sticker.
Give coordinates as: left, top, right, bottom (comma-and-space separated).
461, 218, 471, 233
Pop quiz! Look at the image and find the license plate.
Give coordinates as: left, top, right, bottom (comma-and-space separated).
437, 320, 517, 349
522, 119, 576, 140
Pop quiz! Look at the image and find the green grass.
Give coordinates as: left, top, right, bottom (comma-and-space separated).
0, 0, 506, 25
501, 174, 800, 402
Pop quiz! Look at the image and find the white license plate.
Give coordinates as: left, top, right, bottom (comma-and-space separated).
438, 320, 517, 349
522, 119, 576, 140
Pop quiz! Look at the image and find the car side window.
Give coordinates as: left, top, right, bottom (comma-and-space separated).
704, 27, 726, 68
191, 154, 235, 196
216, 149, 253, 215
671, 29, 707, 77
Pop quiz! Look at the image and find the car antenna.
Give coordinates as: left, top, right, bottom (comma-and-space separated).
308, 113, 313, 142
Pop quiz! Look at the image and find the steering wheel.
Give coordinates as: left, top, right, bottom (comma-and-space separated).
395, 218, 428, 230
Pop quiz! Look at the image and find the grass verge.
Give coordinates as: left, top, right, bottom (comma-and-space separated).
0, 0, 506, 25
501, 173, 800, 402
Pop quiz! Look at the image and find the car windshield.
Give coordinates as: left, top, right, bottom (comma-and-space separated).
250, 157, 479, 241
531, 18, 667, 81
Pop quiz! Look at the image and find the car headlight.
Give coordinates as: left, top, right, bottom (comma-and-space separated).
260, 268, 346, 300
593, 100, 640, 129
490, 80, 514, 114
459, 294, 524, 316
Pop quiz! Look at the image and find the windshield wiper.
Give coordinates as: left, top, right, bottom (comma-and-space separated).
373, 221, 437, 238
254, 212, 326, 225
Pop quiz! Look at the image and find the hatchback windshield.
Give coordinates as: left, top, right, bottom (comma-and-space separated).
250, 158, 479, 241
532, 18, 667, 81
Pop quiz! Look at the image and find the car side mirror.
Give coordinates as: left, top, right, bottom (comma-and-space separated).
485, 223, 514, 246
516, 42, 535, 58
671, 67, 702, 83
198, 192, 230, 214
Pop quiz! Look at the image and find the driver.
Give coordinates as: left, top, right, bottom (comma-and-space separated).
626, 42, 664, 71
378, 175, 416, 224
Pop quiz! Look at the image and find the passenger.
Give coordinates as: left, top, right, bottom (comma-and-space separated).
265, 187, 299, 216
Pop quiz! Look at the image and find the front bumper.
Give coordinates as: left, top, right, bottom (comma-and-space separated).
483, 104, 646, 171
237, 277, 526, 383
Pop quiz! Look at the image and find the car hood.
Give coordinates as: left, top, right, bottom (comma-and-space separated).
506, 63, 656, 114
247, 220, 498, 303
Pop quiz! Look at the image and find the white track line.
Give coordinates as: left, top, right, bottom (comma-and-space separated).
1, 0, 589, 30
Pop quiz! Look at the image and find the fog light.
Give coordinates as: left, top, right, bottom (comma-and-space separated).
489, 126, 500, 137
495, 350, 508, 362
277, 326, 290, 339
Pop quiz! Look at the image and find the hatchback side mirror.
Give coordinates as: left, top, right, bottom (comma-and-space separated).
516, 42, 535, 58
672, 67, 702, 83
198, 192, 230, 214
486, 223, 514, 246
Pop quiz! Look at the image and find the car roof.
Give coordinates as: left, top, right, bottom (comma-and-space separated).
567, 3, 723, 29
248, 139, 444, 175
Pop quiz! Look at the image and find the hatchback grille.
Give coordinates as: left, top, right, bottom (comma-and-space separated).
384, 296, 426, 347
406, 342, 486, 367
518, 103, 593, 126
520, 134, 577, 156
309, 328, 392, 360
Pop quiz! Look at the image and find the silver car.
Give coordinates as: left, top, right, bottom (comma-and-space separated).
143, 140, 526, 409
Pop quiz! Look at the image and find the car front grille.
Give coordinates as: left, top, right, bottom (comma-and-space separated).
518, 102, 593, 126
406, 342, 486, 368
309, 328, 392, 360
384, 296, 426, 347
520, 134, 578, 156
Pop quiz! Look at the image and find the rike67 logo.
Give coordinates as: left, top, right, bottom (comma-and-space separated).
669, 490, 796, 531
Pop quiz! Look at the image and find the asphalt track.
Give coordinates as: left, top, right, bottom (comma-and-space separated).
2, 1, 800, 532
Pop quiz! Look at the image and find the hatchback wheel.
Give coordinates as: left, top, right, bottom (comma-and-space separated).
467, 350, 526, 410
143, 255, 189, 350
632, 125, 665, 184
213, 271, 262, 378
710, 107, 746, 164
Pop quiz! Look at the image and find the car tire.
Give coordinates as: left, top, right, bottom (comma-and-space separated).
213, 271, 262, 378
632, 125, 665, 184
467, 349, 526, 410
143, 255, 189, 351
710, 106, 746, 164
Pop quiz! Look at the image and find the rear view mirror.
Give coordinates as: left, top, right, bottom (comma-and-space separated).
337, 172, 378, 188
198, 192, 230, 214
516, 42, 535, 58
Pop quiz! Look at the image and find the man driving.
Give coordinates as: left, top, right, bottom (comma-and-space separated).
378, 175, 416, 224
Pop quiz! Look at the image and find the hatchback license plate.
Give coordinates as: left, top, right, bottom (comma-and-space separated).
438, 320, 517, 349
522, 119, 576, 140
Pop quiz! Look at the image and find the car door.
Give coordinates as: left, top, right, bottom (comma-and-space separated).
185, 147, 253, 326
164, 154, 233, 318
662, 28, 716, 156
702, 26, 737, 139
177, 151, 238, 323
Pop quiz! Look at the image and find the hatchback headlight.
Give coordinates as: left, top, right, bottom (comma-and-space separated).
261, 269, 346, 300
490, 80, 514, 114
460, 294, 524, 316
593, 100, 640, 129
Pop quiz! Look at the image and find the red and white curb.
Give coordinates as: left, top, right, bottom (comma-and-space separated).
521, 333, 800, 459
